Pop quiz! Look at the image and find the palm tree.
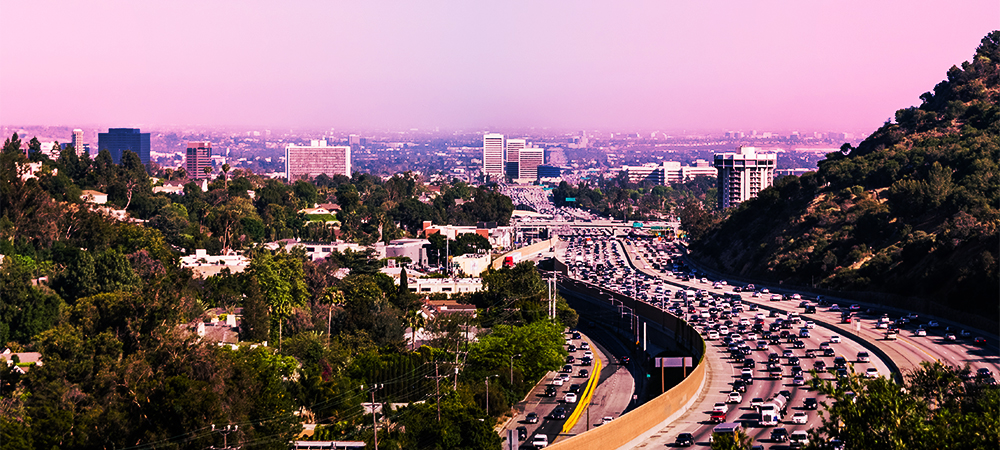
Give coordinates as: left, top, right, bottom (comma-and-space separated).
222, 163, 231, 190
203, 166, 213, 179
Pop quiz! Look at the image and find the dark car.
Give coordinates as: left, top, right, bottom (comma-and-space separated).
567, 345, 576, 352
562, 364, 573, 373
771, 427, 790, 442
803, 397, 818, 409
675, 432, 695, 447
732, 379, 747, 393
544, 386, 557, 397
742, 372, 754, 385
814, 360, 828, 371
620, 356, 630, 365
525, 412, 539, 424
578, 369, 590, 378
566, 355, 575, 364
548, 406, 567, 420
580, 356, 593, 366
569, 384, 581, 394
516, 426, 528, 441
793, 340, 806, 349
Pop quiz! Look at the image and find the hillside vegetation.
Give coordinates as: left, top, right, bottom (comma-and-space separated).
692, 32, 999, 323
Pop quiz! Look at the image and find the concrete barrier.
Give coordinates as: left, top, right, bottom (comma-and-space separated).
548, 278, 708, 450
492, 238, 556, 269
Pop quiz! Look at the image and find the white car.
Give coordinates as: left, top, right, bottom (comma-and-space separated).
713, 402, 728, 413
564, 393, 578, 403
583, 351, 594, 359
750, 397, 765, 408
805, 321, 816, 329
830, 304, 840, 311
946, 333, 957, 341
727, 392, 743, 403
876, 322, 888, 329
916, 329, 927, 336
865, 367, 879, 378
600, 416, 614, 425
791, 412, 808, 424
531, 434, 549, 448
830, 335, 841, 343
742, 368, 754, 377
552, 377, 564, 386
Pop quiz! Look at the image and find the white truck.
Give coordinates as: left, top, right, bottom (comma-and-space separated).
757, 395, 787, 426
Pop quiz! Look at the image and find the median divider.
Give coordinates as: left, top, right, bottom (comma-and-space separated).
560, 357, 603, 434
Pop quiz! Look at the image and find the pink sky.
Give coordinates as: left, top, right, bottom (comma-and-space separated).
1, 1, 996, 133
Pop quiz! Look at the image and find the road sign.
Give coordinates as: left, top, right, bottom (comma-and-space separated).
655, 357, 693, 368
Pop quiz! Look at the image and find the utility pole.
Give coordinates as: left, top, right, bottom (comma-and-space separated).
509, 353, 522, 384
425, 362, 450, 422
485, 375, 499, 414
209, 424, 238, 450
365, 384, 384, 449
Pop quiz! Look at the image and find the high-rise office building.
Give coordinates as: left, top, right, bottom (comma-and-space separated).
713, 146, 776, 209
97, 128, 151, 165
71, 129, 84, 154
518, 147, 545, 181
504, 138, 525, 179
186, 141, 213, 179
285, 139, 352, 181
482, 133, 505, 180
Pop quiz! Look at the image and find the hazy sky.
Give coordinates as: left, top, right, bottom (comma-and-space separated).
1, 1, 996, 133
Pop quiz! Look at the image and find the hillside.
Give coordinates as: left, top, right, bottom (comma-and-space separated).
691, 31, 999, 324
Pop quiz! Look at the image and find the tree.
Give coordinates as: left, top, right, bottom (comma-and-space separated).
221, 163, 230, 191
711, 428, 753, 450
245, 249, 308, 350
805, 361, 1000, 449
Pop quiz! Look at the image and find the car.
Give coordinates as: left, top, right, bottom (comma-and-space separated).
525, 412, 539, 423
792, 375, 805, 385
803, 397, 818, 409
741, 368, 754, 377
583, 351, 594, 359
916, 329, 927, 336
544, 386, 557, 397
865, 367, 879, 378
516, 425, 528, 441
564, 393, 578, 403
927, 320, 940, 328
814, 361, 828, 371
793, 340, 806, 349
771, 427, 790, 442
732, 379, 747, 393
600, 416, 613, 425
713, 402, 728, 413
548, 406, 567, 420
805, 321, 816, 329
824, 348, 836, 357
531, 434, 549, 448
790, 430, 809, 448
960, 330, 971, 337
830, 335, 841, 343
567, 345, 576, 352
975, 337, 988, 345
580, 341, 590, 350
578, 369, 589, 378
728, 391, 743, 403
791, 412, 808, 424
561, 364, 573, 373
620, 356, 630, 365
829, 304, 840, 311
750, 397, 765, 408
710, 410, 727, 423
805, 349, 816, 358
788, 356, 800, 366
551, 377, 564, 386
977, 368, 994, 379
569, 384, 582, 394
946, 333, 957, 341
675, 432, 695, 447
566, 355, 575, 364
850, 304, 860, 311
876, 322, 889, 329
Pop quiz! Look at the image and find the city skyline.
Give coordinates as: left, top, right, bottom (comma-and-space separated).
1, 2, 996, 132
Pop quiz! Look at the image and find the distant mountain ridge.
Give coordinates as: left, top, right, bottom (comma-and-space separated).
691, 31, 999, 323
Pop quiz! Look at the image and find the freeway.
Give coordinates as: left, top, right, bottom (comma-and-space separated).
617, 237, 999, 448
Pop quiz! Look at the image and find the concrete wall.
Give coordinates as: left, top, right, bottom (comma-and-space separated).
492, 238, 555, 269
548, 279, 707, 450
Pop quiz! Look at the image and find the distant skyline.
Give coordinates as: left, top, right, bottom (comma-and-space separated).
1, 1, 996, 133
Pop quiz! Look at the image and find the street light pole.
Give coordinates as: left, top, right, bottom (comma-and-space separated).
510, 354, 522, 384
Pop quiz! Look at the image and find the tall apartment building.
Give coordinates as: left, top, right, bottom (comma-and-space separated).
97, 128, 151, 165
482, 133, 505, 180
186, 141, 213, 179
713, 146, 776, 209
517, 147, 545, 181
71, 129, 85, 154
285, 139, 352, 181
